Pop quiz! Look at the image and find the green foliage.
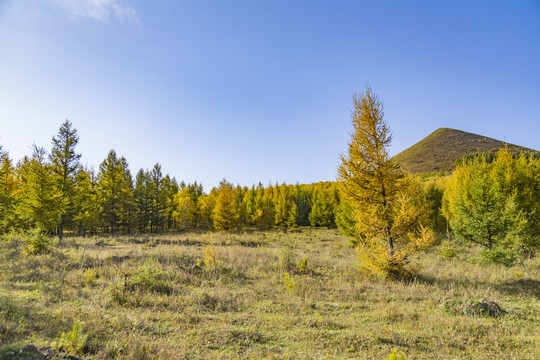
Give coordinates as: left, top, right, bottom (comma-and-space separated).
443, 148, 540, 258
423, 181, 447, 233
96, 150, 134, 235
335, 197, 358, 241
0, 147, 17, 234
3, 228, 56, 255
73, 167, 100, 235
279, 240, 297, 272
308, 186, 337, 228
134, 262, 173, 294
50, 119, 81, 239
437, 238, 466, 260
16, 145, 64, 232
52, 320, 88, 355
480, 246, 520, 266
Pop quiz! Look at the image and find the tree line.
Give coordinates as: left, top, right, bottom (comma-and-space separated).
0, 120, 340, 238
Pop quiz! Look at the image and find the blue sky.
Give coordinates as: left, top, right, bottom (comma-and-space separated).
1, 0, 539, 190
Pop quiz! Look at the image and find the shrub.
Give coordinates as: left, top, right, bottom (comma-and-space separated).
438, 239, 466, 260
2, 228, 56, 255
386, 349, 406, 360
480, 246, 520, 266
279, 240, 297, 272
52, 320, 89, 355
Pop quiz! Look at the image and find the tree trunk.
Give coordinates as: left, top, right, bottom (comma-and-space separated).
386, 226, 393, 257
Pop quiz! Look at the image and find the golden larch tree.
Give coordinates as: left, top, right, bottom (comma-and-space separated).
337, 87, 434, 278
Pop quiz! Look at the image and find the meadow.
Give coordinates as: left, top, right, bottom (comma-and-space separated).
0, 228, 538, 359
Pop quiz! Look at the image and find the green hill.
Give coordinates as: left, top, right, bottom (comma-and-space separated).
393, 127, 538, 173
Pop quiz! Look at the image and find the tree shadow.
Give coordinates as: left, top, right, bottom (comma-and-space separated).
495, 279, 540, 299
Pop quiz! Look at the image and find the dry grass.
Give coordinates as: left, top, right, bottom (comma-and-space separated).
0, 228, 538, 359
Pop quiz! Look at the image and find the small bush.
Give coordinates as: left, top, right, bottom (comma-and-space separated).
2, 228, 56, 255
279, 240, 297, 272
481, 246, 520, 266
203, 243, 218, 272
52, 320, 89, 355
283, 272, 295, 292
134, 262, 173, 294
438, 239, 466, 260
81, 268, 98, 286
386, 349, 406, 360
298, 257, 308, 273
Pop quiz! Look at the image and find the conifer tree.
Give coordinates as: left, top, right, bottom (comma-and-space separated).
443, 148, 540, 256
134, 169, 151, 232
174, 187, 197, 231
274, 184, 291, 227
0, 146, 17, 233
253, 183, 274, 230
163, 175, 180, 230
50, 120, 81, 239
73, 167, 100, 235
308, 185, 337, 228
96, 150, 133, 236
149, 163, 168, 232
286, 202, 298, 228
292, 185, 311, 226
16, 145, 63, 232
213, 179, 238, 231
197, 192, 216, 230
337, 87, 433, 278
243, 186, 257, 227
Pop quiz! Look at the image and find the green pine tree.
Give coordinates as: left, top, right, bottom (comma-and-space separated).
16, 145, 63, 232
50, 120, 81, 239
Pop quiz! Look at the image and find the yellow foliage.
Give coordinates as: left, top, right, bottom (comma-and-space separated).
203, 242, 217, 272
337, 88, 436, 279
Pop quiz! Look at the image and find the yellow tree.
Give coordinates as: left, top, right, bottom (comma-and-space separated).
173, 187, 197, 231
337, 87, 434, 278
212, 179, 238, 231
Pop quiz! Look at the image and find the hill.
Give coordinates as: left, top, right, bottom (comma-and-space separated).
392, 127, 539, 173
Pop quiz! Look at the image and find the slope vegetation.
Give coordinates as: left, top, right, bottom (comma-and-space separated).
393, 127, 538, 173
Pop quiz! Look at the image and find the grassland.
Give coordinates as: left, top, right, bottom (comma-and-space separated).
392, 127, 539, 173
0, 229, 538, 359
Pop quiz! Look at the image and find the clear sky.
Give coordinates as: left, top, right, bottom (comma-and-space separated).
1, 0, 539, 190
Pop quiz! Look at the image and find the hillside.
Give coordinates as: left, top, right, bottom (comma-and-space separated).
393, 127, 538, 173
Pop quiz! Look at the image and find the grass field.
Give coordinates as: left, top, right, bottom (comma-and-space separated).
0, 228, 538, 359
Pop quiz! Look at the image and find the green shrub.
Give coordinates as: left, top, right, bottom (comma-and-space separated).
481, 246, 520, 266
279, 240, 297, 272
134, 262, 173, 294
3, 228, 56, 255
438, 239, 466, 260
52, 320, 88, 355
